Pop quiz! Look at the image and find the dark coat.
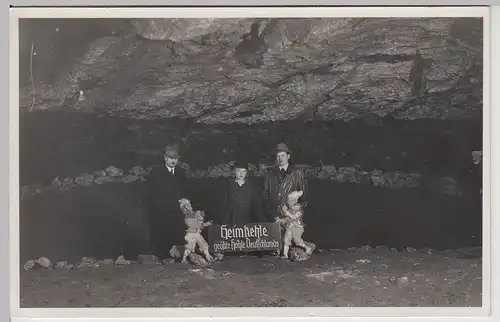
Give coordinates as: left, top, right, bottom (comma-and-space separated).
262, 164, 308, 220
144, 165, 188, 258
220, 178, 266, 226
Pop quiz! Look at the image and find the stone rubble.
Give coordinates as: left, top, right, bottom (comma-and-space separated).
51, 177, 63, 188
396, 276, 409, 287
169, 245, 223, 267
115, 255, 131, 266
19, 161, 444, 202
94, 176, 114, 185
162, 258, 176, 265
137, 254, 160, 265
55, 261, 74, 270
213, 252, 224, 261
93, 170, 107, 178
36, 257, 52, 269
20, 245, 448, 274
129, 165, 147, 176
74, 173, 95, 187
75, 257, 100, 269
20, 165, 152, 200
97, 259, 114, 265
24, 256, 129, 271
289, 241, 316, 262
168, 245, 184, 259
121, 174, 138, 184
187, 253, 211, 268
61, 177, 76, 190
23, 260, 36, 271
105, 165, 123, 177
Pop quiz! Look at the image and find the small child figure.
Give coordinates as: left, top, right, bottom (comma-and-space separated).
178, 198, 213, 264
277, 190, 313, 259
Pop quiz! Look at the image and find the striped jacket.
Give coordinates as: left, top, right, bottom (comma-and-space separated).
262, 164, 308, 220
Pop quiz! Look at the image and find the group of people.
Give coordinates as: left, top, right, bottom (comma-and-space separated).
144, 142, 310, 259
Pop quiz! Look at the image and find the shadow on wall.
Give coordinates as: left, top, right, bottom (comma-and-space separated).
19, 176, 482, 264
19, 112, 482, 187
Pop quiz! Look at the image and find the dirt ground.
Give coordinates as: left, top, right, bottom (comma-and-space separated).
20, 248, 482, 308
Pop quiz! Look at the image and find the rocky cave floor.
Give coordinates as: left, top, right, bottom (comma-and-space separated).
20, 247, 482, 307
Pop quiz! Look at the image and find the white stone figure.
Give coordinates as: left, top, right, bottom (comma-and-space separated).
178, 198, 213, 264
277, 190, 313, 259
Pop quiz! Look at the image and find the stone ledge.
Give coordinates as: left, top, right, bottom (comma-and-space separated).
19, 161, 467, 202
22, 246, 480, 271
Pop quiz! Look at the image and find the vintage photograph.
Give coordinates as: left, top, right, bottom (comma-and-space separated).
15, 8, 486, 309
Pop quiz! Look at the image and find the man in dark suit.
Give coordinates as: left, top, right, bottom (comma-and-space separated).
144, 144, 188, 259
262, 143, 308, 257
263, 143, 308, 220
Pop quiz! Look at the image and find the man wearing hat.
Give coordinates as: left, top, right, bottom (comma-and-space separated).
144, 143, 188, 259
262, 143, 308, 256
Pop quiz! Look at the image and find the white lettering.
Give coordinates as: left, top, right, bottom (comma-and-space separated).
219, 224, 275, 240
234, 228, 244, 238
221, 225, 228, 239
213, 238, 280, 252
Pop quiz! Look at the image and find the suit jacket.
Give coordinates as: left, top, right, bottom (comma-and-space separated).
262, 164, 308, 220
144, 165, 187, 217
143, 165, 189, 253
220, 178, 266, 226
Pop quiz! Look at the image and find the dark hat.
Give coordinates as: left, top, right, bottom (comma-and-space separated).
275, 143, 292, 154
164, 144, 180, 159
232, 158, 249, 170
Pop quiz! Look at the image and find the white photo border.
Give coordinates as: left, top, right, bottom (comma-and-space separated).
7, 4, 497, 322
